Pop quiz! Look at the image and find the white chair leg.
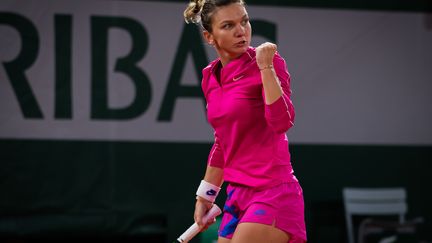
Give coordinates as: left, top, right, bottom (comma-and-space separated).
378, 235, 397, 243
346, 215, 355, 243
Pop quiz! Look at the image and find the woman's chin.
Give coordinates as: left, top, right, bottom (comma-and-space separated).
230, 46, 248, 57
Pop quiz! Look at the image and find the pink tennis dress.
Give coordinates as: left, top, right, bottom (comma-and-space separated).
201, 47, 306, 242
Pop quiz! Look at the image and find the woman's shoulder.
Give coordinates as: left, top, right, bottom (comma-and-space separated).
202, 58, 219, 76
202, 59, 217, 78
201, 59, 220, 93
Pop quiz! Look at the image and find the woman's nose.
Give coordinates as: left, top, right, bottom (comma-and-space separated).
235, 24, 245, 37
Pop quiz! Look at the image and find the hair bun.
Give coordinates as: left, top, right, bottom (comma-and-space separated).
184, 0, 205, 24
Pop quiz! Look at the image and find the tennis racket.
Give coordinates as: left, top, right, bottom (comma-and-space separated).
175, 204, 222, 243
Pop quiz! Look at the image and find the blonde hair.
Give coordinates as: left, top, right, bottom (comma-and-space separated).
183, 0, 206, 24
183, 0, 245, 32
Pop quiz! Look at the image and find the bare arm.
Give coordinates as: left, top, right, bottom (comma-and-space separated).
256, 42, 295, 133
203, 165, 224, 187
261, 67, 283, 105
256, 42, 282, 104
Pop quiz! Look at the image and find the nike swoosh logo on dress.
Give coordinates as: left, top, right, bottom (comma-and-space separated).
233, 75, 244, 81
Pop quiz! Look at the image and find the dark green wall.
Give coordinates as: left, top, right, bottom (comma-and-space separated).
1, 139, 431, 242
147, 0, 431, 12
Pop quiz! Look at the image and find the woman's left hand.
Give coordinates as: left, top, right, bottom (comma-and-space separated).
256, 42, 277, 70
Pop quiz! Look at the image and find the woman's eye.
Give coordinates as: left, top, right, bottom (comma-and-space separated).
223, 24, 232, 29
242, 19, 249, 25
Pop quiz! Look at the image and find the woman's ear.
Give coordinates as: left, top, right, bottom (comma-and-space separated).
203, 30, 214, 45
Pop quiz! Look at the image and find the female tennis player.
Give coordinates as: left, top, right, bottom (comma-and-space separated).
184, 0, 306, 242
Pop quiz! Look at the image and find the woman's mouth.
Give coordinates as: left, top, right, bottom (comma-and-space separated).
234, 40, 247, 47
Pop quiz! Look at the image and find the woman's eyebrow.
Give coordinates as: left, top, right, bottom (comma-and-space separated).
219, 14, 249, 25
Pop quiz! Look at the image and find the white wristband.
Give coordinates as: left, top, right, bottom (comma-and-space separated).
196, 180, 221, 203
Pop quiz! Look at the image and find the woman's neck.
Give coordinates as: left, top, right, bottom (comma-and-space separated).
217, 50, 243, 67
219, 55, 232, 67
